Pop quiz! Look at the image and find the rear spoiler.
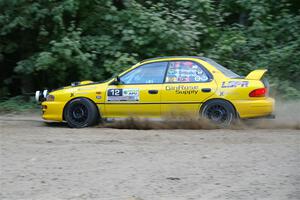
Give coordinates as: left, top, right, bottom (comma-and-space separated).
245, 69, 267, 80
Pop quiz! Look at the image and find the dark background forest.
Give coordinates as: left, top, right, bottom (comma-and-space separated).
1, 0, 300, 102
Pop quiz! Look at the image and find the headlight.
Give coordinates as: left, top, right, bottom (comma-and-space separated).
46, 95, 55, 101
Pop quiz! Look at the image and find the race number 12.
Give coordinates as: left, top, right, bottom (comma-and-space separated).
107, 89, 122, 96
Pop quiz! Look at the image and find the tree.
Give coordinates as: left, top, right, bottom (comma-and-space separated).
0, 0, 299, 98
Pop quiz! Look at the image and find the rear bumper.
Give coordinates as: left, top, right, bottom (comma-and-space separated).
232, 97, 275, 119
41, 101, 65, 122
262, 114, 276, 119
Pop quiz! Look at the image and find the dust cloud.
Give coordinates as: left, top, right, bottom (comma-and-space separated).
242, 100, 300, 130
101, 101, 300, 130
101, 117, 218, 130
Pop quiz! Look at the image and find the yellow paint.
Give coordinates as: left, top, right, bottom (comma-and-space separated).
41, 57, 275, 121
245, 69, 268, 80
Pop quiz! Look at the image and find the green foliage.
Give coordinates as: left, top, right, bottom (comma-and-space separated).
15, 28, 96, 85
0, 0, 299, 99
0, 96, 38, 112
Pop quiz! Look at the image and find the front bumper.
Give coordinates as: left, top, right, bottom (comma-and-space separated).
41, 101, 65, 122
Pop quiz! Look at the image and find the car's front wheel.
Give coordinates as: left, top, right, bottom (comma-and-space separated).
201, 99, 237, 126
64, 98, 99, 128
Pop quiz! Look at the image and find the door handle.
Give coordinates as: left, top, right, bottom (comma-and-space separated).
148, 90, 158, 94
201, 88, 211, 93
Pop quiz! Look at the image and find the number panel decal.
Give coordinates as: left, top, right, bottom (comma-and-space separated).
107, 89, 122, 96
107, 88, 140, 101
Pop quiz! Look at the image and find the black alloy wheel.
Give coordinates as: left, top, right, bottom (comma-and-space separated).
65, 98, 99, 128
201, 100, 236, 126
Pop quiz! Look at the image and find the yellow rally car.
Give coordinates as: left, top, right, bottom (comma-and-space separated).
35, 56, 275, 128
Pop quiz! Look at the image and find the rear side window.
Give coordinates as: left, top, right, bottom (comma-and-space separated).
120, 62, 168, 84
200, 57, 240, 78
165, 61, 209, 83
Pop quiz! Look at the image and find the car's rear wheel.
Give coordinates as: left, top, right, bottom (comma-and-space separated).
201, 100, 236, 126
64, 98, 99, 128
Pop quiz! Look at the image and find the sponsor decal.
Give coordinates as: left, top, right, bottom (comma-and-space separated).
77, 86, 97, 91
166, 61, 208, 83
194, 76, 201, 82
74, 92, 89, 95
221, 81, 249, 88
165, 85, 199, 95
218, 90, 239, 96
107, 88, 139, 101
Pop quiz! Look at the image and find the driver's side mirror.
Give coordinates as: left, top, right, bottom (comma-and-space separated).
110, 76, 121, 85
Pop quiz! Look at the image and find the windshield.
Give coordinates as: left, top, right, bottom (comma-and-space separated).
200, 57, 240, 78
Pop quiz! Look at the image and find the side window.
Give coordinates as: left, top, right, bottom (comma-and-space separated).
165, 61, 209, 83
120, 62, 168, 84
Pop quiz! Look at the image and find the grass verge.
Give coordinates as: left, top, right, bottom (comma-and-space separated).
0, 96, 39, 113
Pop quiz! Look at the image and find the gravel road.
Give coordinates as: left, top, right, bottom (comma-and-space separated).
0, 113, 299, 200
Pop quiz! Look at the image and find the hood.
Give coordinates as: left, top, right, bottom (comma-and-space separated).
52, 80, 99, 92
70, 80, 94, 86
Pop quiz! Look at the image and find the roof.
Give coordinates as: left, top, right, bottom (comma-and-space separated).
140, 56, 208, 63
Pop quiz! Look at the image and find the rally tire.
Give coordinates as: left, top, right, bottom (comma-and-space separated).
201, 99, 237, 126
64, 98, 99, 128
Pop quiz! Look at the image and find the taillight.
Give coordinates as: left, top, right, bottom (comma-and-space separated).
249, 88, 267, 97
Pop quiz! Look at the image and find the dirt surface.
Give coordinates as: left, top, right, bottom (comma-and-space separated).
0, 113, 300, 200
